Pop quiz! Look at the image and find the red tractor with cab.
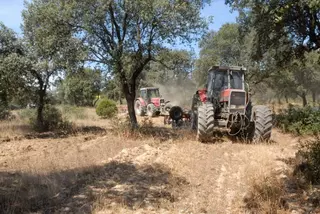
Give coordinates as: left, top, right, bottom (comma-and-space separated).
191, 66, 273, 142
134, 87, 172, 117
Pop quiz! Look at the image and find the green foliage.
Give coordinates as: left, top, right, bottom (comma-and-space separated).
226, 0, 320, 62
142, 49, 195, 86
0, 23, 29, 108
18, 108, 36, 121
59, 0, 210, 127
299, 138, 320, 184
0, 104, 11, 120
276, 106, 320, 135
57, 68, 102, 106
96, 99, 118, 119
194, 23, 248, 86
28, 105, 71, 132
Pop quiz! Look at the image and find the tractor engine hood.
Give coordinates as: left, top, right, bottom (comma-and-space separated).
150, 97, 161, 107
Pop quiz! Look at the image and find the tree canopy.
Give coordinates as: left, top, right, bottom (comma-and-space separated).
226, 0, 320, 63
57, 0, 211, 127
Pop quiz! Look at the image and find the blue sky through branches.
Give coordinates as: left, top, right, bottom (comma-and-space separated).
0, 0, 238, 55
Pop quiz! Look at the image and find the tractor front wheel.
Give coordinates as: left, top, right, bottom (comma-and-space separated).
135, 100, 145, 116
246, 105, 273, 142
147, 103, 156, 117
197, 103, 214, 142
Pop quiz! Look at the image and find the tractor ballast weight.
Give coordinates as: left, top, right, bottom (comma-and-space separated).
134, 87, 172, 117
191, 66, 273, 142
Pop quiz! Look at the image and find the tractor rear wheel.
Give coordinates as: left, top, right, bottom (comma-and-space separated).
246, 105, 273, 142
135, 100, 145, 116
197, 103, 214, 142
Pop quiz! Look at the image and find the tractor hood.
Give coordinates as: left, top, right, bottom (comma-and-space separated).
151, 97, 161, 107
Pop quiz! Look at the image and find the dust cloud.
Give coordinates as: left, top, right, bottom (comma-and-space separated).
155, 82, 197, 108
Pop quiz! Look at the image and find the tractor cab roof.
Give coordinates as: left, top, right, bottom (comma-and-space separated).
140, 87, 159, 90
209, 66, 247, 72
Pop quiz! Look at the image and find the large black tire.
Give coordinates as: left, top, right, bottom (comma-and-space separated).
197, 103, 215, 142
135, 100, 145, 116
169, 106, 183, 121
247, 105, 273, 142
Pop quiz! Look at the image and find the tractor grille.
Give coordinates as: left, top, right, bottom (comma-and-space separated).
230, 91, 246, 106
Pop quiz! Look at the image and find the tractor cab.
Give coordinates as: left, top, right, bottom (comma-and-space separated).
140, 87, 160, 100
206, 66, 245, 99
139, 87, 161, 107
205, 66, 247, 115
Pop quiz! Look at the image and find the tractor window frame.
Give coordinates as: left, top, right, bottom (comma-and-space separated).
229, 71, 243, 90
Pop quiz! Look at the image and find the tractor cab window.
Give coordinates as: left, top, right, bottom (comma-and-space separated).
141, 90, 147, 99
208, 71, 228, 91
147, 89, 160, 98
230, 71, 243, 89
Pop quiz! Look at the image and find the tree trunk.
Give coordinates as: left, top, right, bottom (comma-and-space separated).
312, 91, 316, 107
125, 92, 138, 129
37, 88, 46, 132
121, 80, 138, 129
301, 92, 308, 107
285, 95, 289, 104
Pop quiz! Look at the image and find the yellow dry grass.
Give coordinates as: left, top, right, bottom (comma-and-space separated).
0, 107, 306, 213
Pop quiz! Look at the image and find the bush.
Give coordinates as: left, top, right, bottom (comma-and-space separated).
96, 99, 118, 118
298, 138, 320, 184
29, 105, 72, 132
18, 108, 36, 121
0, 105, 12, 120
276, 105, 320, 135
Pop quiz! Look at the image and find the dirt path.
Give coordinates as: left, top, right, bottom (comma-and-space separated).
0, 126, 300, 213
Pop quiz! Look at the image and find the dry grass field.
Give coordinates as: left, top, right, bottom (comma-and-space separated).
0, 106, 317, 213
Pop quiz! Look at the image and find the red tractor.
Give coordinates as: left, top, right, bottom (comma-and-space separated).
191, 66, 273, 142
134, 87, 172, 117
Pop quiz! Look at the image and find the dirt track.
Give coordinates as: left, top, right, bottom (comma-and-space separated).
0, 120, 299, 213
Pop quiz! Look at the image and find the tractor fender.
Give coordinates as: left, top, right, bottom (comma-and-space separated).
136, 97, 147, 107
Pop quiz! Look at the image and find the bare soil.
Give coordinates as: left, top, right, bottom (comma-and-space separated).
0, 116, 301, 213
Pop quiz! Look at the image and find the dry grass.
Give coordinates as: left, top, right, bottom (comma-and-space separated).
0, 108, 310, 213
244, 175, 288, 214
0, 118, 31, 140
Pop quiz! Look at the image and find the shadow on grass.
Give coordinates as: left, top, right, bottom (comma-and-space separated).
0, 161, 187, 213
23, 126, 107, 140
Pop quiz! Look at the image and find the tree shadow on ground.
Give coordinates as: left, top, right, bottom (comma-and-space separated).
23, 126, 107, 140
0, 161, 187, 213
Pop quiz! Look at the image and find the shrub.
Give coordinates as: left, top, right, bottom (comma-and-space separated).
29, 105, 72, 132
18, 108, 36, 121
96, 99, 118, 118
276, 105, 320, 135
298, 137, 320, 184
0, 105, 12, 120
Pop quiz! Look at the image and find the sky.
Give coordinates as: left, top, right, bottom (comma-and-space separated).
0, 0, 238, 55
